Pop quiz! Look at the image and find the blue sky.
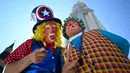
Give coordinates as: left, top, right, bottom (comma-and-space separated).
0, 0, 130, 58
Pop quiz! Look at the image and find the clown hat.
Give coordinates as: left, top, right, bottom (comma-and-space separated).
31, 5, 62, 33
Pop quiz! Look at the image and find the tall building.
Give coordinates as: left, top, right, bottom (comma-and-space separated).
70, 1, 106, 32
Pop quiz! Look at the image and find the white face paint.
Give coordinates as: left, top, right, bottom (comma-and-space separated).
44, 21, 57, 43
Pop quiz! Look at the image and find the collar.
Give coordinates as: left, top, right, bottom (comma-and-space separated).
43, 41, 55, 53
43, 41, 55, 48
69, 32, 82, 42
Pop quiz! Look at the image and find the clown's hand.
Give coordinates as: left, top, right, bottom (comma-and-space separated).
62, 48, 77, 73
28, 48, 46, 64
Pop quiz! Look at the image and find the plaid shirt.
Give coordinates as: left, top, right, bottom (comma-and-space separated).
69, 29, 130, 73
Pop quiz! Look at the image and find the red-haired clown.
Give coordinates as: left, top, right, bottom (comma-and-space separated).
62, 16, 130, 73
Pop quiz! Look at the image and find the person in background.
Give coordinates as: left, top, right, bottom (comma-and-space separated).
0, 42, 14, 73
62, 16, 130, 73
4, 5, 64, 73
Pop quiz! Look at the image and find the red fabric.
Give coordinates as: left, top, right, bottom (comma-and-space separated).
4, 39, 33, 64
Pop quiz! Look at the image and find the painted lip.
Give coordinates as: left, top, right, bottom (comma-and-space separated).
49, 33, 56, 40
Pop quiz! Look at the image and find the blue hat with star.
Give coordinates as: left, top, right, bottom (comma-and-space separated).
31, 5, 62, 33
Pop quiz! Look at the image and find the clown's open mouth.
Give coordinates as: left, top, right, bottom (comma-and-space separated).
50, 34, 55, 40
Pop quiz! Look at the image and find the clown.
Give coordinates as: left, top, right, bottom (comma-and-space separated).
4, 5, 64, 73
62, 16, 130, 73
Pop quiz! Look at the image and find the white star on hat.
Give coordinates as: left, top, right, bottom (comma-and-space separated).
42, 9, 50, 16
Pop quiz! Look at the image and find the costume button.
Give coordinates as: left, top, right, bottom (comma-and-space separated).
53, 68, 55, 72
52, 56, 55, 59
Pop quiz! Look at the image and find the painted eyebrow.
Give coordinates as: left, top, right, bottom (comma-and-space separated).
53, 25, 56, 27
45, 25, 50, 28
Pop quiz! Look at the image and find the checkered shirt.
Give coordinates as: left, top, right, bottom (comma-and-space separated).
69, 29, 130, 73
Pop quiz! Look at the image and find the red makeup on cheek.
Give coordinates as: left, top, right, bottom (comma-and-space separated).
45, 30, 49, 33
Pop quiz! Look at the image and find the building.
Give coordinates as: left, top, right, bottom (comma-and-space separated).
70, 1, 106, 32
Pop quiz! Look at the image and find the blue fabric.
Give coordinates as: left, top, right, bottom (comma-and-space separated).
22, 40, 62, 73
98, 29, 130, 56
71, 35, 83, 51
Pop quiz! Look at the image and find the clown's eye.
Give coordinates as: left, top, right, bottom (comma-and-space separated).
52, 25, 56, 28
45, 25, 50, 29
66, 23, 70, 26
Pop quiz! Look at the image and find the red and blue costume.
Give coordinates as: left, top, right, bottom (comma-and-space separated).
4, 5, 63, 73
